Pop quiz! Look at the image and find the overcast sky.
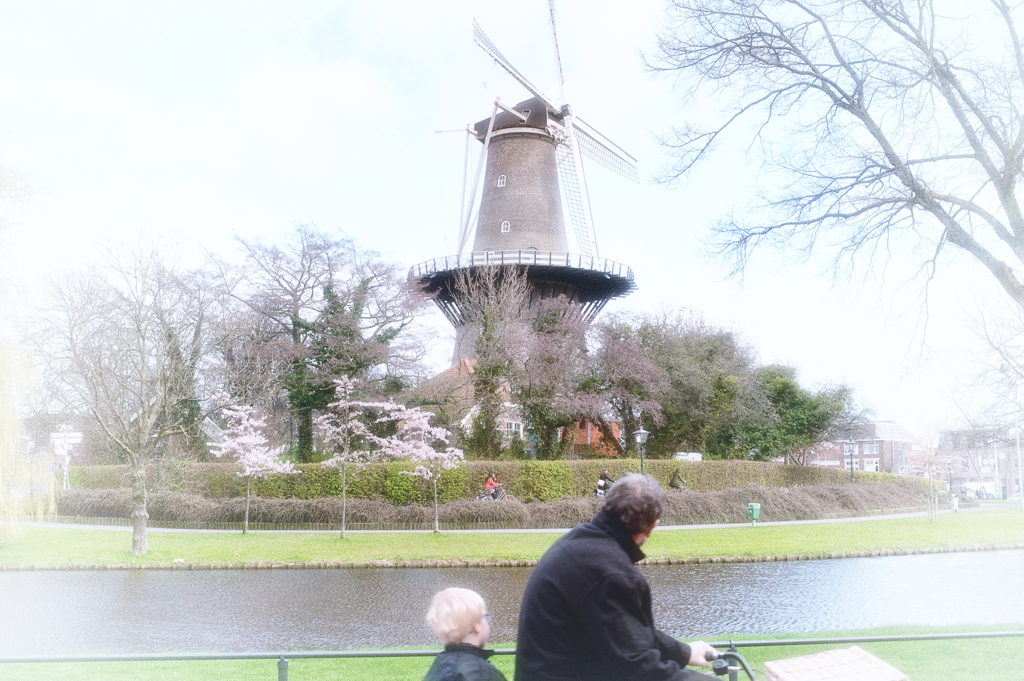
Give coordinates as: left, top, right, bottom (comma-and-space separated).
0, 0, 1011, 442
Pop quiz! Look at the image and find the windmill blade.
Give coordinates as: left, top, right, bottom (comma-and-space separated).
459, 102, 502, 254
556, 140, 597, 258
573, 118, 639, 183
548, 0, 566, 104
473, 19, 561, 115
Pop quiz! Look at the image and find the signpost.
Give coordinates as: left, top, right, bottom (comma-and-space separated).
49, 431, 82, 490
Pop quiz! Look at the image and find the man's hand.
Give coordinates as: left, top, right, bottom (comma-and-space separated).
686, 641, 716, 668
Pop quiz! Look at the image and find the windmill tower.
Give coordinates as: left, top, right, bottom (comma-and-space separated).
411, 10, 638, 362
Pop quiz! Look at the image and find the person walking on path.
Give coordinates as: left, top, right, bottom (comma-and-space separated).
515, 473, 717, 680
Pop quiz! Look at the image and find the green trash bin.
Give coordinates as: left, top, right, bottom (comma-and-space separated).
748, 503, 761, 525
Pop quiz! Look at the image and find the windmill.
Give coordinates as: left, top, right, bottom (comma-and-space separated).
411, 5, 639, 362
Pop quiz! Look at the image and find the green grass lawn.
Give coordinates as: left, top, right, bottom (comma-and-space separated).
1, 509, 1021, 566
2, 626, 1020, 680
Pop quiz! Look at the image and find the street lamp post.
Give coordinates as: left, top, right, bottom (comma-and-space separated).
849, 439, 856, 483
633, 427, 649, 476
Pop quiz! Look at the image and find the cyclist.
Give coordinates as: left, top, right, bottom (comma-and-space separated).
669, 467, 685, 490
594, 469, 615, 497
484, 472, 502, 500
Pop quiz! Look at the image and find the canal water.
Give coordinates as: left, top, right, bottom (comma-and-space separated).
1, 549, 1021, 655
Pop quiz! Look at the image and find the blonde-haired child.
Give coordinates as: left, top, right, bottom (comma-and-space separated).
422, 588, 506, 681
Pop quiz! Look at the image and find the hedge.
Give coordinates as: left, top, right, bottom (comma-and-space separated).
54, 480, 934, 529
67, 459, 926, 505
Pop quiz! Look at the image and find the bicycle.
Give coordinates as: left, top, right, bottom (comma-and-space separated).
475, 486, 516, 502
705, 645, 762, 681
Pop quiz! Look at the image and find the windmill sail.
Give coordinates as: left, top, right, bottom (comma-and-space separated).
573, 118, 639, 183
556, 141, 595, 258
473, 20, 560, 114
410, 13, 638, 365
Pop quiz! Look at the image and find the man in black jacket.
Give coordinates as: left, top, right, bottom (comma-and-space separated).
515, 474, 716, 681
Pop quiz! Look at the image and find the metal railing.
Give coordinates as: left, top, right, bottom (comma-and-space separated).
408, 250, 634, 281
2, 632, 1021, 679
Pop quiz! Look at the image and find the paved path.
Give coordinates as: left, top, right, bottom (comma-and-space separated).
12, 503, 1005, 534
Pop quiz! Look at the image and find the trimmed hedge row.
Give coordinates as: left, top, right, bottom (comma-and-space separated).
68, 459, 924, 505
55, 480, 933, 528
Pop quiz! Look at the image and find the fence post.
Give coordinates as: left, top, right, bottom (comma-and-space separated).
278, 655, 288, 681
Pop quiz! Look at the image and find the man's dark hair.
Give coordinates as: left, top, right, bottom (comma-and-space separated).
602, 473, 664, 534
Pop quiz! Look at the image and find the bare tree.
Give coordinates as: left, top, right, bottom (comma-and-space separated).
215, 225, 428, 461
965, 305, 1024, 509
653, 1, 1024, 305
451, 266, 531, 458
585, 321, 670, 456
513, 297, 597, 459
42, 249, 212, 554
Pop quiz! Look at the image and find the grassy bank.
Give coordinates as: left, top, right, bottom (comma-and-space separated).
1, 626, 1020, 681
2, 509, 1021, 567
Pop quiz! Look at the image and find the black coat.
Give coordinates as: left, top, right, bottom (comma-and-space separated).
514, 510, 713, 681
422, 643, 507, 681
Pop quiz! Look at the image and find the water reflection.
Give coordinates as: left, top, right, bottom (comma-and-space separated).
1, 550, 1021, 655
646, 550, 1024, 636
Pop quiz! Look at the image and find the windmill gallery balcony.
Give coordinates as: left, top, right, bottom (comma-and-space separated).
409, 250, 636, 326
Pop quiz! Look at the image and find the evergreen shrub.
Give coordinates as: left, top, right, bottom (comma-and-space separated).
55, 480, 931, 528
66, 459, 924, 504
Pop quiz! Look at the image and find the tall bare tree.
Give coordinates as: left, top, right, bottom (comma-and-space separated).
42, 249, 211, 554
585, 320, 671, 456
653, 0, 1024, 305
216, 225, 427, 462
965, 305, 1024, 509
451, 266, 531, 458
514, 297, 595, 459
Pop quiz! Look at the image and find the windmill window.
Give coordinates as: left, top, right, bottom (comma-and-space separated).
520, 109, 531, 122
497, 174, 506, 187
501, 221, 511, 233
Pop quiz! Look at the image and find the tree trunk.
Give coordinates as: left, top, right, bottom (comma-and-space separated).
296, 406, 314, 463
244, 477, 250, 534
341, 464, 347, 540
131, 462, 148, 555
595, 419, 625, 455
432, 477, 439, 533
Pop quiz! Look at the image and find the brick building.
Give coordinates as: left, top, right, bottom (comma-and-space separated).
937, 427, 1022, 498
808, 421, 920, 474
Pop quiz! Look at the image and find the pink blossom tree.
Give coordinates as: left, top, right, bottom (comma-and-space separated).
389, 405, 463, 533
212, 402, 298, 534
318, 380, 463, 534
315, 377, 394, 539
